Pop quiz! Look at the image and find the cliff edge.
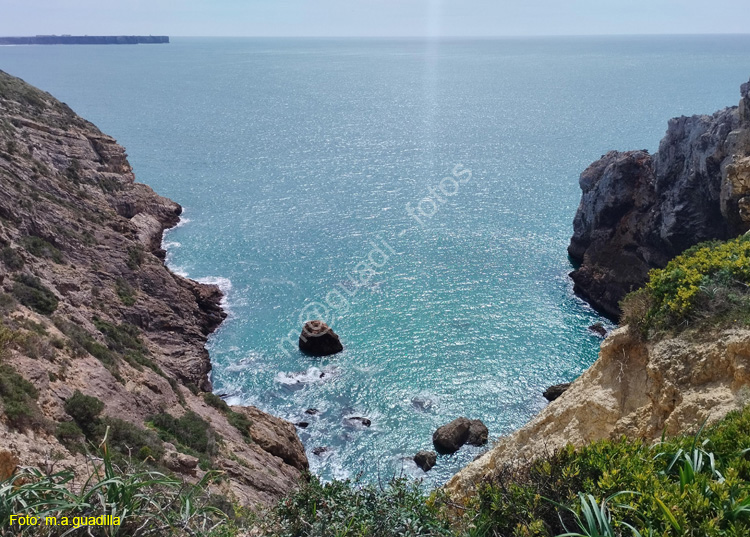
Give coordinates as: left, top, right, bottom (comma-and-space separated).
569, 78, 750, 319
445, 325, 750, 501
0, 71, 307, 506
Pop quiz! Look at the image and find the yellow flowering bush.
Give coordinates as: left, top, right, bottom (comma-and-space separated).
622, 235, 750, 335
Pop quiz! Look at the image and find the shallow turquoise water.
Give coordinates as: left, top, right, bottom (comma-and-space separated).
2, 36, 750, 484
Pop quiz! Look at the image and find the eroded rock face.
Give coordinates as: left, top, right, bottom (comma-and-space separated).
569, 79, 750, 319
298, 320, 343, 356
0, 70, 307, 507
445, 326, 750, 502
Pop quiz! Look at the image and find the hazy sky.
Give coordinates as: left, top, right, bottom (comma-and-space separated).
2, 0, 749, 37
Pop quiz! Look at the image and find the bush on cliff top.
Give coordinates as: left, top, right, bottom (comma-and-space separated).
258, 406, 750, 537
621, 235, 750, 337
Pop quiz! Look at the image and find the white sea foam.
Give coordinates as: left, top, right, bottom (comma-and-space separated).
170, 266, 190, 278
274, 366, 338, 386
196, 276, 233, 309
172, 216, 191, 228
259, 277, 298, 287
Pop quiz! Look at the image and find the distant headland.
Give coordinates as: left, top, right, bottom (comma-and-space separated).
0, 35, 169, 45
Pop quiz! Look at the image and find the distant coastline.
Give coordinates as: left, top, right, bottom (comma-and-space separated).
0, 35, 169, 45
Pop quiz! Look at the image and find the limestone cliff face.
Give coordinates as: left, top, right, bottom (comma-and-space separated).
569, 79, 750, 319
445, 326, 750, 500
0, 71, 307, 506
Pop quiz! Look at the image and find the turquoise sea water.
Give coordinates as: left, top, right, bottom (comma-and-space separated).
2, 36, 750, 484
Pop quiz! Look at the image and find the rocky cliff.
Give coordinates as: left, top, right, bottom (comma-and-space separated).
569, 78, 750, 319
0, 71, 307, 506
445, 325, 750, 500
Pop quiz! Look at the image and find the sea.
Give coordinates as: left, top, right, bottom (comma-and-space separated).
2, 36, 750, 485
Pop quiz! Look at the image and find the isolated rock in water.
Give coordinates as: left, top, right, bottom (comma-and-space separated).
414, 450, 437, 472
433, 417, 471, 454
467, 419, 489, 446
345, 416, 371, 428
589, 323, 608, 337
312, 447, 329, 457
543, 383, 571, 402
296, 422, 309, 428
299, 320, 343, 356
305, 408, 319, 415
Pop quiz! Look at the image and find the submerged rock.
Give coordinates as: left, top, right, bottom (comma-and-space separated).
299, 320, 343, 356
345, 416, 371, 428
411, 396, 434, 412
433, 417, 488, 454
414, 450, 437, 472
543, 383, 571, 402
312, 447, 329, 457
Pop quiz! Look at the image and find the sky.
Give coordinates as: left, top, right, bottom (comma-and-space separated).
1, 0, 749, 37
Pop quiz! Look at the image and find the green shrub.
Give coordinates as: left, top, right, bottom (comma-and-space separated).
0, 363, 40, 430
97, 417, 165, 463
64, 390, 104, 435
262, 476, 451, 537
462, 406, 750, 537
94, 317, 147, 354
16, 332, 56, 360
11, 274, 58, 314
54, 421, 84, 452
151, 411, 216, 457
0, 439, 229, 536
19, 235, 63, 263
115, 277, 136, 306
204, 392, 230, 413
0, 247, 23, 271
227, 411, 253, 441
53, 318, 119, 374
621, 236, 750, 337
202, 393, 253, 441
127, 245, 145, 270
0, 325, 18, 352
0, 293, 15, 314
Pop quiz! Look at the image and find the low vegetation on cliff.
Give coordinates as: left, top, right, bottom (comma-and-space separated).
5, 404, 750, 536
0, 69, 309, 514
622, 235, 750, 338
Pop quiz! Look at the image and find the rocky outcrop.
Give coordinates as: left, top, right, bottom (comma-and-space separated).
414, 450, 437, 472
433, 418, 471, 454
542, 383, 570, 402
569, 78, 750, 319
433, 417, 488, 454
298, 320, 343, 356
0, 71, 307, 506
445, 326, 750, 501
